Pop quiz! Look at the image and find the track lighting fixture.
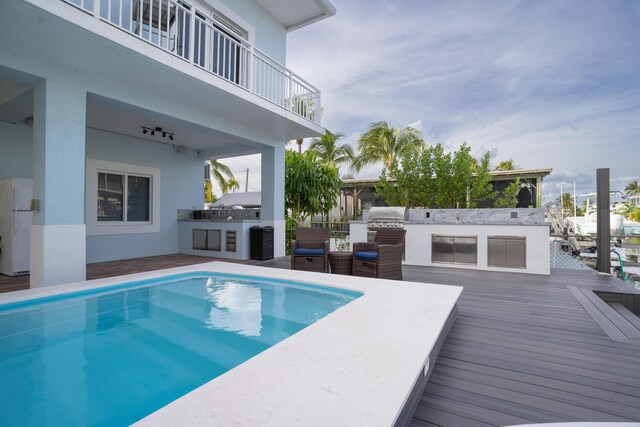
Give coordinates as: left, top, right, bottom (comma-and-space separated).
141, 126, 175, 141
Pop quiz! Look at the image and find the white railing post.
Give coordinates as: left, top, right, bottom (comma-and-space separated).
188, 7, 195, 63
315, 91, 321, 124
247, 46, 254, 92
287, 72, 293, 112
92, 0, 100, 17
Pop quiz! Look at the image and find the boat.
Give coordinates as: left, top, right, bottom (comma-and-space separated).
564, 194, 640, 237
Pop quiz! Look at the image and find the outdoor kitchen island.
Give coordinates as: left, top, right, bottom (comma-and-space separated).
177, 209, 261, 261
350, 208, 551, 275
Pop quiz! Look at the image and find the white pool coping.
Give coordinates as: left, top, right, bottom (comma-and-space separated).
0, 262, 462, 426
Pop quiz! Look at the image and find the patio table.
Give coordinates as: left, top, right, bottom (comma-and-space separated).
329, 251, 353, 275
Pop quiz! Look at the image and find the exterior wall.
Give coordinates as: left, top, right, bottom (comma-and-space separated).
350, 222, 551, 275
0, 125, 203, 263
0, 122, 32, 180
85, 129, 202, 263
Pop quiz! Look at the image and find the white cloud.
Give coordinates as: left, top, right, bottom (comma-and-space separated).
285, 0, 640, 196
217, 154, 262, 194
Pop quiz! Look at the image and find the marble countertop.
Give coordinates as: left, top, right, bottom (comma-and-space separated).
353, 208, 547, 226
178, 219, 261, 223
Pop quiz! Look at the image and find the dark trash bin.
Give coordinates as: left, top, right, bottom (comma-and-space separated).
250, 226, 274, 260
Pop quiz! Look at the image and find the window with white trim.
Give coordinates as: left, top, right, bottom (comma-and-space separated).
87, 159, 160, 235
97, 172, 151, 222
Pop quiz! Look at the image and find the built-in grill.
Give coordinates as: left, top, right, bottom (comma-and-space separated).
366, 206, 407, 242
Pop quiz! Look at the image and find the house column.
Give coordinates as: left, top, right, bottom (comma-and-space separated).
261, 144, 285, 258
536, 177, 543, 208
30, 78, 86, 287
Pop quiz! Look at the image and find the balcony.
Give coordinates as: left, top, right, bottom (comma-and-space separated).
61, 0, 321, 124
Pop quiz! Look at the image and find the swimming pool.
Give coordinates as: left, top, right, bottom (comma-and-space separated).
0, 271, 361, 426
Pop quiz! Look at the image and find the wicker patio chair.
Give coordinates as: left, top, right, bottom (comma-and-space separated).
352, 228, 406, 280
291, 227, 330, 273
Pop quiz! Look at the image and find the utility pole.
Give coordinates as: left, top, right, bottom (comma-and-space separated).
560, 183, 564, 218
245, 168, 249, 192
573, 181, 577, 217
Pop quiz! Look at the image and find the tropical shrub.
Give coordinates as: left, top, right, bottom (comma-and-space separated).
376, 142, 496, 208
284, 149, 342, 225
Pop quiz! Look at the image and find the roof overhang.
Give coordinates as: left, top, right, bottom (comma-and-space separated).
256, 0, 336, 32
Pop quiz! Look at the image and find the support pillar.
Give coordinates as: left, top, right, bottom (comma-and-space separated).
536, 177, 543, 208
261, 144, 285, 257
596, 168, 611, 274
30, 78, 86, 287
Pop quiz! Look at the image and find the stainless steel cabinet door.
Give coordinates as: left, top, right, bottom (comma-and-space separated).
488, 237, 507, 267
488, 236, 526, 268
454, 237, 477, 265
506, 237, 526, 268
193, 229, 207, 250
432, 235, 454, 263
207, 230, 222, 251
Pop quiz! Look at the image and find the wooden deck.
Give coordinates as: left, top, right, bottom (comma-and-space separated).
258, 258, 640, 426
2, 255, 640, 426
401, 266, 640, 426
0, 254, 242, 294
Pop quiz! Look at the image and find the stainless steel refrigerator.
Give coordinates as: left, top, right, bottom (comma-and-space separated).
0, 178, 33, 276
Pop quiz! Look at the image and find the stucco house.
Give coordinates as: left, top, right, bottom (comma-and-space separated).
0, 0, 335, 287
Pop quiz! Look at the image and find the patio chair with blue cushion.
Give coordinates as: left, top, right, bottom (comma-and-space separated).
291, 227, 330, 273
352, 228, 406, 280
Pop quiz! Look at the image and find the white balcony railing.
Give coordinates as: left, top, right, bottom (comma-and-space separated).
62, 0, 321, 124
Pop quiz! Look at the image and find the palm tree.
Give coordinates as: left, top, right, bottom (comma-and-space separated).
225, 178, 240, 194
206, 159, 235, 195
355, 121, 424, 171
494, 159, 516, 171
625, 180, 640, 196
308, 130, 355, 169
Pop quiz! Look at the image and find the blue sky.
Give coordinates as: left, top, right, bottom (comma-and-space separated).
227, 0, 640, 203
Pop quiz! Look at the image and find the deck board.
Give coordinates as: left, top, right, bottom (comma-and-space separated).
400, 265, 640, 426
0, 254, 240, 294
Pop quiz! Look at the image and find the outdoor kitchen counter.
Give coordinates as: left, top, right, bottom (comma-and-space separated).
351, 208, 550, 275
178, 218, 262, 260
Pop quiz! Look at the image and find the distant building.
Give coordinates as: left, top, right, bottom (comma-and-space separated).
337, 168, 553, 220
209, 192, 261, 209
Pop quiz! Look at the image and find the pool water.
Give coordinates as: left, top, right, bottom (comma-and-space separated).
0, 272, 360, 427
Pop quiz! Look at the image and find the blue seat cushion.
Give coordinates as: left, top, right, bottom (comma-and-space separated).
354, 251, 378, 261
294, 248, 325, 256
